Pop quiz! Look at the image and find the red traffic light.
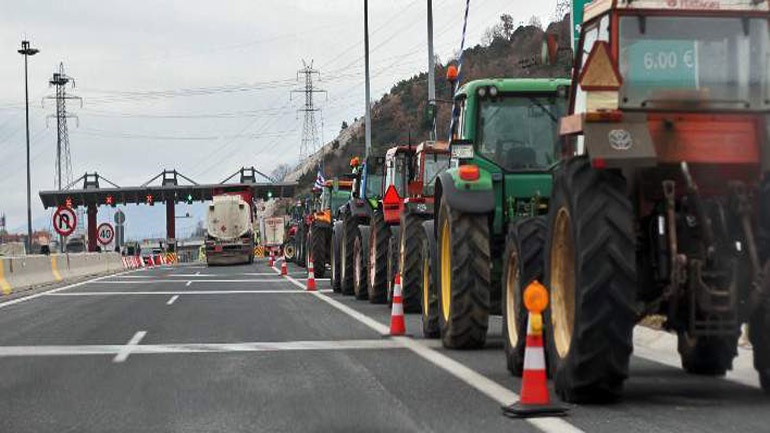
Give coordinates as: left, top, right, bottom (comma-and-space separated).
146, 194, 154, 206
105, 195, 115, 206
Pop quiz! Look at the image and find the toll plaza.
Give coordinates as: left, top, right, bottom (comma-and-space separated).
39, 167, 296, 252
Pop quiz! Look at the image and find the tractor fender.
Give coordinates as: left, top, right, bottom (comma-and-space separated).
436, 171, 494, 215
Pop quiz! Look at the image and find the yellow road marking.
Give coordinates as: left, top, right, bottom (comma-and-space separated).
51, 256, 63, 281
0, 262, 12, 295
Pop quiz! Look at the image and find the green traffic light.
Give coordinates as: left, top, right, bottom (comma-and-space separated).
267, 191, 273, 199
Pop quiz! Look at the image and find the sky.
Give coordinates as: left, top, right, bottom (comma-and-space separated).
0, 0, 558, 240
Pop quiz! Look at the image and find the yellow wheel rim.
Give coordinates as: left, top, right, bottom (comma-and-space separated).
423, 251, 430, 314
440, 218, 452, 322
505, 250, 520, 350
551, 207, 575, 359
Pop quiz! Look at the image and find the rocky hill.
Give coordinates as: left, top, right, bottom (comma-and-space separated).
288, 14, 574, 196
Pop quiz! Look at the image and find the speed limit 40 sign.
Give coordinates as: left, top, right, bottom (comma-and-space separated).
53, 206, 77, 237
97, 222, 115, 246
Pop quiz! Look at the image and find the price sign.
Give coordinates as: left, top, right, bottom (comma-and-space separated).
627, 39, 698, 89
53, 206, 77, 237
97, 222, 115, 245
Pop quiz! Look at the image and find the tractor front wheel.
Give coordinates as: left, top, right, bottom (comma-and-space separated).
340, 211, 357, 296
400, 212, 425, 313
310, 223, 328, 279
751, 262, 770, 394
353, 225, 371, 300
420, 220, 439, 338
368, 211, 390, 304
331, 222, 343, 293
436, 199, 491, 349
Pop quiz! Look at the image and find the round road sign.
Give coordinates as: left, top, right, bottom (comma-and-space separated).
114, 210, 126, 225
53, 207, 77, 237
97, 222, 115, 245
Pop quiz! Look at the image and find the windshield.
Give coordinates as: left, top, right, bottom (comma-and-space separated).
423, 153, 450, 196
386, 153, 410, 196
477, 95, 565, 171
619, 16, 770, 110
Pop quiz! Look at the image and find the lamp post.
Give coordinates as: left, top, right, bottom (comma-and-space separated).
18, 40, 39, 254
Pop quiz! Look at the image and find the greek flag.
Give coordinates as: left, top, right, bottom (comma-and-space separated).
313, 169, 325, 191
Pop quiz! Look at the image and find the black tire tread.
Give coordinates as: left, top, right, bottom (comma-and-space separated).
400, 212, 425, 313
368, 211, 390, 304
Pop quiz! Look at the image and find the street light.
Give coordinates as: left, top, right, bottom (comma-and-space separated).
18, 40, 39, 254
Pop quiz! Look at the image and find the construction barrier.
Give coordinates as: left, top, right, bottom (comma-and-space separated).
0, 252, 126, 296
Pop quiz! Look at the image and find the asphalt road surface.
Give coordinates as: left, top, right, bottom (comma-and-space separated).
0, 259, 767, 432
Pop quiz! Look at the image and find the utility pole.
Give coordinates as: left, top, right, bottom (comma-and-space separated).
364, 0, 372, 157
18, 40, 39, 254
427, 0, 437, 141
291, 60, 326, 161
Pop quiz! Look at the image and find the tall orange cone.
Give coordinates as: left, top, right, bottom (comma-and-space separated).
268, 250, 274, 267
389, 274, 406, 336
280, 256, 288, 276
503, 281, 567, 418
306, 257, 317, 291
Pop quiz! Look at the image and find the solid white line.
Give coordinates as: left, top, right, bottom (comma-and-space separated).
185, 281, 192, 287
166, 295, 179, 305
45, 290, 334, 296
113, 331, 147, 363
93, 279, 289, 284
0, 339, 403, 357
0, 269, 139, 310
278, 270, 584, 433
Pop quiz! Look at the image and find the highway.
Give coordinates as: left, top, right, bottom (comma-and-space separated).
0, 259, 767, 433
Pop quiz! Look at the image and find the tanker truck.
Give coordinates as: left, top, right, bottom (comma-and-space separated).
205, 192, 256, 266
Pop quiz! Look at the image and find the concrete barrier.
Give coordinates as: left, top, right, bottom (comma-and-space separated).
0, 252, 128, 296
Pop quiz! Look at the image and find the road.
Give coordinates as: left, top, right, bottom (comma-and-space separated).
0, 259, 767, 433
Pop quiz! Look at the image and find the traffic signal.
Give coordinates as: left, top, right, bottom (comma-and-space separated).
105, 195, 115, 207
146, 194, 154, 206
64, 197, 73, 208
186, 193, 194, 205
267, 191, 273, 199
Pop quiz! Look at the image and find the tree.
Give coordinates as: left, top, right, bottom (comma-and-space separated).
500, 14, 515, 39
528, 15, 543, 29
340, 121, 348, 131
270, 163, 292, 182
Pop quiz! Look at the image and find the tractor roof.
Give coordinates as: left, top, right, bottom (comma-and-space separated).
456, 78, 570, 99
416, 141, 449, 154
585, 0, 769, 22
385, 145, 416, 160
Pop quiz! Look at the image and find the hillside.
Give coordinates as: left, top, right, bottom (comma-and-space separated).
290, 14, 574, 195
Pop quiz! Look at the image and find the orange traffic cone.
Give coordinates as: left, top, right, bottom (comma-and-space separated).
503, 281, 567, 418
389, 274, 406, 336
306, 257, 316, 291
281, 257, 288, 276
268, 250, 274, 267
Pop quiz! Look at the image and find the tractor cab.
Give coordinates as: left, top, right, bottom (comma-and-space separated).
348, 155, 386, 220
382, 146, 416, 224
318, 177, 354, 222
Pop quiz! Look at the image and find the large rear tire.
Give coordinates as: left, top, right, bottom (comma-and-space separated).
353, 226, 371, 300
750, 275, 770, 393
296, 224, 307, 269
386, 226, 401, 304
437, 199, 491, 349
421, 220, 440, 338
544, 156, 636, 403
400, 211, 425, 313
368, 211, 390, 304
341, 210, 357, 296
331, 222, 343, 293
284, 239, 296, 262
310, 223, 328, 279
503, 217, 546, 377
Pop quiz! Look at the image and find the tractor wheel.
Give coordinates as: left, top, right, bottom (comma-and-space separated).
386, 226, 401, 304
310, 223, 328, 279
750, 269, 770, 393
341, 211, 358, 296
543, 156, 636, 403
331, 221, 343, 293
437, 199, 491, 349
502, 216, 546, 377
677, 332, 737, 376
353, 225, 371, 300
297, 225, 307, 269
284, 240, 296, 262
420, 220, 440, 339
400, 212, 425, 313
367, 211, 390, 304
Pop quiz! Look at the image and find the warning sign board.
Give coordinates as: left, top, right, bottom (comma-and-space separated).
53, 207, 77, 237
97, 223, 115, 246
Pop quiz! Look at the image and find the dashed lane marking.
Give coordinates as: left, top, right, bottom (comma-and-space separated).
166, 295, 179, 305
185, 281, 192, 287
113, 331, 147, 363
276, 270, 584, 433
0, 339, 404, 358
45, 290, 334, 296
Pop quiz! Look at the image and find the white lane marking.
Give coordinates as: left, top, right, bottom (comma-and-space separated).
195, 271, 200, 276
633, 326, 760, 389
113, 331, 147, 363
0, 339, 403, 357
92, 279, 289, 284
0, 269, 140, 310
185, 281, 192, 287
166, 295, 179, 305
45, 290, 334, 296
279, 271, 584, 433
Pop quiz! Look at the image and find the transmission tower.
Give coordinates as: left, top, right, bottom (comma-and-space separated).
45, 62, 82, 191
553, 0, 571, 22
291, 60, 326, 161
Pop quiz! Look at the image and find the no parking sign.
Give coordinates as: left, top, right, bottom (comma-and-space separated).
97, 222, 115, 246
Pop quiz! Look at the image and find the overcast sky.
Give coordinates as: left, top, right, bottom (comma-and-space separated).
0, 0, 557, 239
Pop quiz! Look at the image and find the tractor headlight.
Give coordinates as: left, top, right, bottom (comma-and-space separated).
488, 86, 498, 97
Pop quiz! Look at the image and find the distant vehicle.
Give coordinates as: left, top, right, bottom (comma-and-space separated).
205, 192, 256, 266
260, 216, 285, 252
123, 241, 140, 256
65, 236, 87, 253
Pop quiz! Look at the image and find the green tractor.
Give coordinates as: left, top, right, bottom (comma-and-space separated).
425, 78, 570, 355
